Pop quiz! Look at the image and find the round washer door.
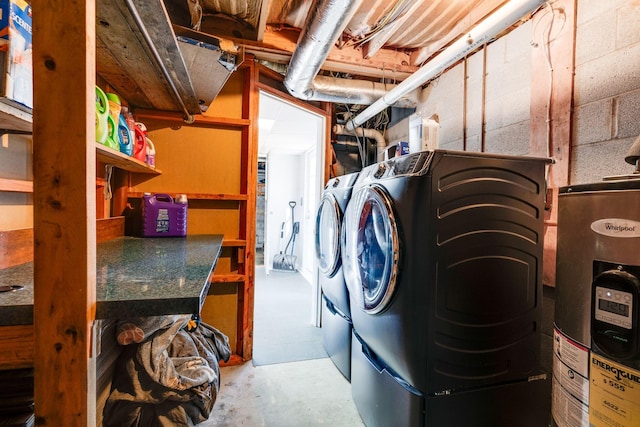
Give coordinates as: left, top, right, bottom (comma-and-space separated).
342, 185, 399, 314
315, 193, 342, 277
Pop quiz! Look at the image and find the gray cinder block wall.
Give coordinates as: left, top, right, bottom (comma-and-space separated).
393, 0, 640, 378
572, 0, 640, 182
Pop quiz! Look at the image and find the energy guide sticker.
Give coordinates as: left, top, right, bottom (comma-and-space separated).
589, 353, 640, 427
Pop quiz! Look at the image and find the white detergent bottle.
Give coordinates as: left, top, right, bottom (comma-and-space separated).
145, 137, 156, 168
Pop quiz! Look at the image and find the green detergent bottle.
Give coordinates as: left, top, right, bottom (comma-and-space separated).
95, 86, 109, 144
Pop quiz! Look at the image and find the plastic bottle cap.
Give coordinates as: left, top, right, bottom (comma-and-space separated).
106, 93, 121, 105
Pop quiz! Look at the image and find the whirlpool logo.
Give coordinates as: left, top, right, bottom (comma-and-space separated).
591, 218, 640, 238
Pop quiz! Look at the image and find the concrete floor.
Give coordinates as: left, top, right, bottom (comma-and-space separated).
202, 358, 365, 426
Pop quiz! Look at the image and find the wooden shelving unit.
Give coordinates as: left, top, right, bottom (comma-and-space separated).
128, 191, 247, 200
0, 178, 33, 193
96, 143, 161, 174
0, 99, 32, 133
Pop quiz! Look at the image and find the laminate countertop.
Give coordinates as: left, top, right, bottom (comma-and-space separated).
0, 235, 223, 326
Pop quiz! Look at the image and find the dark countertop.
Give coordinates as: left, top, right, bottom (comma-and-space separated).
0, 235, 223, 326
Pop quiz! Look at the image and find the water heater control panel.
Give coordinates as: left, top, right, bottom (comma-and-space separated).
595, 286, 633, 329
591, 264, 640, 361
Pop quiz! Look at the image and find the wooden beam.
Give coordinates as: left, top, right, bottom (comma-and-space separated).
244, 26, 418, 80
32, 1, 97, 425
529, 0, 576, 287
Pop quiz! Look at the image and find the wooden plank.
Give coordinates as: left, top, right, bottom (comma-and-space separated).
0, 228, 33, 269
127, 191, 247, 201
0, 177, 33, 193
32, 0, 97, 425
0, 324, 34, 370
0, 219, 121, 272
96, 217, 125, 243
222, 239, 247, 247
246, 27, 416, 80
96, 143, 161, 174
529, 0, 576, 287
0, 99, 32, 133
134, 109, 251, 128
210, 274, 246, 283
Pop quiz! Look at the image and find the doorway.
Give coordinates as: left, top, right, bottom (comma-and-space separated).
252, 91, 326, 365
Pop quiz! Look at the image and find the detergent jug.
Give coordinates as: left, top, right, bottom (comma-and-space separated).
104, 114, 119, 150
142, 193, 187, 237
117, 114, 133, 156
146, 137, 156, 168
133, 124, 147, 162
106, 93, 121, 123
95, 86, 109, 144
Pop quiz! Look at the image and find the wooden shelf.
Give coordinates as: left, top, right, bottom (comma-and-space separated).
135, 110, 251, 128
96, 143, 161, 175
0, 99, 32, 133
128, 191, 247, 200
0, 177, 33, 193
210, 274, 246, 283
222, 239, 247, 247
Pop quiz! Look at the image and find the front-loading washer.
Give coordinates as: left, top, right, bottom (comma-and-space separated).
315, 171, 359, 380
342, 150, 551, 426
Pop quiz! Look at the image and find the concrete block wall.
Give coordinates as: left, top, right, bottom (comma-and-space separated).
416, 21, 533, 155
572, 0, 640, 183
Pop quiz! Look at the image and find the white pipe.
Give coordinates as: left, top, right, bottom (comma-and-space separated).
333, 123, 386, 151
346, 0, 545, 131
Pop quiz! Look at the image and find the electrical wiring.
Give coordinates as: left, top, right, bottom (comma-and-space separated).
345, 0, 415, 48
532, 1, 564, 181
104, 164, 114, 200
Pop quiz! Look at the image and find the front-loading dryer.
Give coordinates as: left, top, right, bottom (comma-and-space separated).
315, 171, 359, 380
342, 150, 551, 426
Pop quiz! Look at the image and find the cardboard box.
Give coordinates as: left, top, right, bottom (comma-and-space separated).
0, 0, 32, 110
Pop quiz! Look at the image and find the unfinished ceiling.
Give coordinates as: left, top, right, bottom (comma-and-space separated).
164, 0, 515, 82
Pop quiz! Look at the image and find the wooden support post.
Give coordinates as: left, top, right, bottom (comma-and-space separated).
32, 1, 97, 425
529, 0, 576, 287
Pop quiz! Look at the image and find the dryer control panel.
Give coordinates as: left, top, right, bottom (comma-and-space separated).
591, 262, 640, 362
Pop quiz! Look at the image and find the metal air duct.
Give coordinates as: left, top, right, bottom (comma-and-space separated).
283, 0, 416, 108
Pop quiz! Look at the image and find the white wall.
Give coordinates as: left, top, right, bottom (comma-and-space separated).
264, 153, 303, 273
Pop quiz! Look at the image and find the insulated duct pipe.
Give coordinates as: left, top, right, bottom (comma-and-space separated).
345, 0, 546, 131
282, 0, 416, 108
283, 0, 418, 107
283, 0, 362, 100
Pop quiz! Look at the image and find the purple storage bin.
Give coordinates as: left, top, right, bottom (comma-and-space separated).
142, 193, 187, 237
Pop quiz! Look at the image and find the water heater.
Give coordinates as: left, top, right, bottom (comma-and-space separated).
553, 179, 640, 427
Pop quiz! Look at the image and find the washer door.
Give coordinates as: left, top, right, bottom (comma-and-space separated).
315, 193, 342, 277
342, 185, 399, 314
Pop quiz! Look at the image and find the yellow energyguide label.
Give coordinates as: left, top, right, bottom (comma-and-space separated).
589, 353, 640, 427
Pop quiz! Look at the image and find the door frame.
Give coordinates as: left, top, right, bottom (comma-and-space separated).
255, 64, 332, 327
